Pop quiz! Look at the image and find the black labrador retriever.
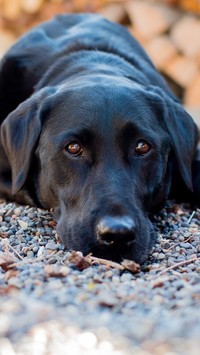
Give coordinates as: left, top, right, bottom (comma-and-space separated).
0, 14, 199, 263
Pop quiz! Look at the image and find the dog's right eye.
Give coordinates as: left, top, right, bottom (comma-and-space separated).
135, 140, 151, 156
65, 141, 83, 156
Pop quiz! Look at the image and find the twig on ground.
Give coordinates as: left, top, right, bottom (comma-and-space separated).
164, 208, 198, 253
164, 235, 193, 253
2, 241, 23, 260
90, 255, 140, 273
88, 255, 125, 270
158, 256, 200, 276
187, 210, 196, 224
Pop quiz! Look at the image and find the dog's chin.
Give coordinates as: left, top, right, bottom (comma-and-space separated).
89, 241, 137, 263
89, 239, 151, 264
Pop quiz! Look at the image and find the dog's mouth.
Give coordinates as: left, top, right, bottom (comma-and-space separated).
96, 231, 135, 247
89, 236, 137, 263
94, 222, 136, 261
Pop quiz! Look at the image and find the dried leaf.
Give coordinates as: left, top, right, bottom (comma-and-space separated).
4, 269, 19, 281
0, 232, 8, 238
48, 220, 57, 228
98, 295, 118, 308
169, 204, 184, 214
90, 255, 124, 270
44, 265, 70, 278
0, 252, 17, 271
55, 233, 60, 243
121, 259, 141, 273
0, 285, 18, 295
68, 251, 92, 270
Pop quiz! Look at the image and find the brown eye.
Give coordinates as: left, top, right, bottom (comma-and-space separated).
135, 140, 151, 155
66, 141, 83, 156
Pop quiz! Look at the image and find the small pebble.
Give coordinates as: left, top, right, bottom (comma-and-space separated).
46, 242, 58, 250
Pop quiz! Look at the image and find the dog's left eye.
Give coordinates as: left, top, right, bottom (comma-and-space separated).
135, 140, 151, 155
65, 141, 83, 156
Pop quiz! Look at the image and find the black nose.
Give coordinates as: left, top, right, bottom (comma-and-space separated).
96, 216, 136, 245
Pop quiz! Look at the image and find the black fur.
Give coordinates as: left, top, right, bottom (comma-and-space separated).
0, 14, 199, 263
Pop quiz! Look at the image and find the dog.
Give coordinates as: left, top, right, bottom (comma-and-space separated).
0, 14, 199, 263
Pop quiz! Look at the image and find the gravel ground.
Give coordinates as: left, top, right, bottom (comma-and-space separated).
0, 200, 200, 355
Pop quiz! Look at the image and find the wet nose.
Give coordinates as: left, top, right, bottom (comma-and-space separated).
96, 216, 136, 245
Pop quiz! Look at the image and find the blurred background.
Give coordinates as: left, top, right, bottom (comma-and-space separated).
0, 0, 200, 119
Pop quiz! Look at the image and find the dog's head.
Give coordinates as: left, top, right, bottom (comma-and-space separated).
1, 78, 198, 263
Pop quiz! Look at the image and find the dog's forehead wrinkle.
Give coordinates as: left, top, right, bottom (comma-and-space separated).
46, 85, 162, 128
42, 99, 167, 153
50, 127, 95, 150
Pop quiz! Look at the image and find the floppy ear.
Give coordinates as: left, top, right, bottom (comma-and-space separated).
148, 87, 198, 191
1, 88, 54, 195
